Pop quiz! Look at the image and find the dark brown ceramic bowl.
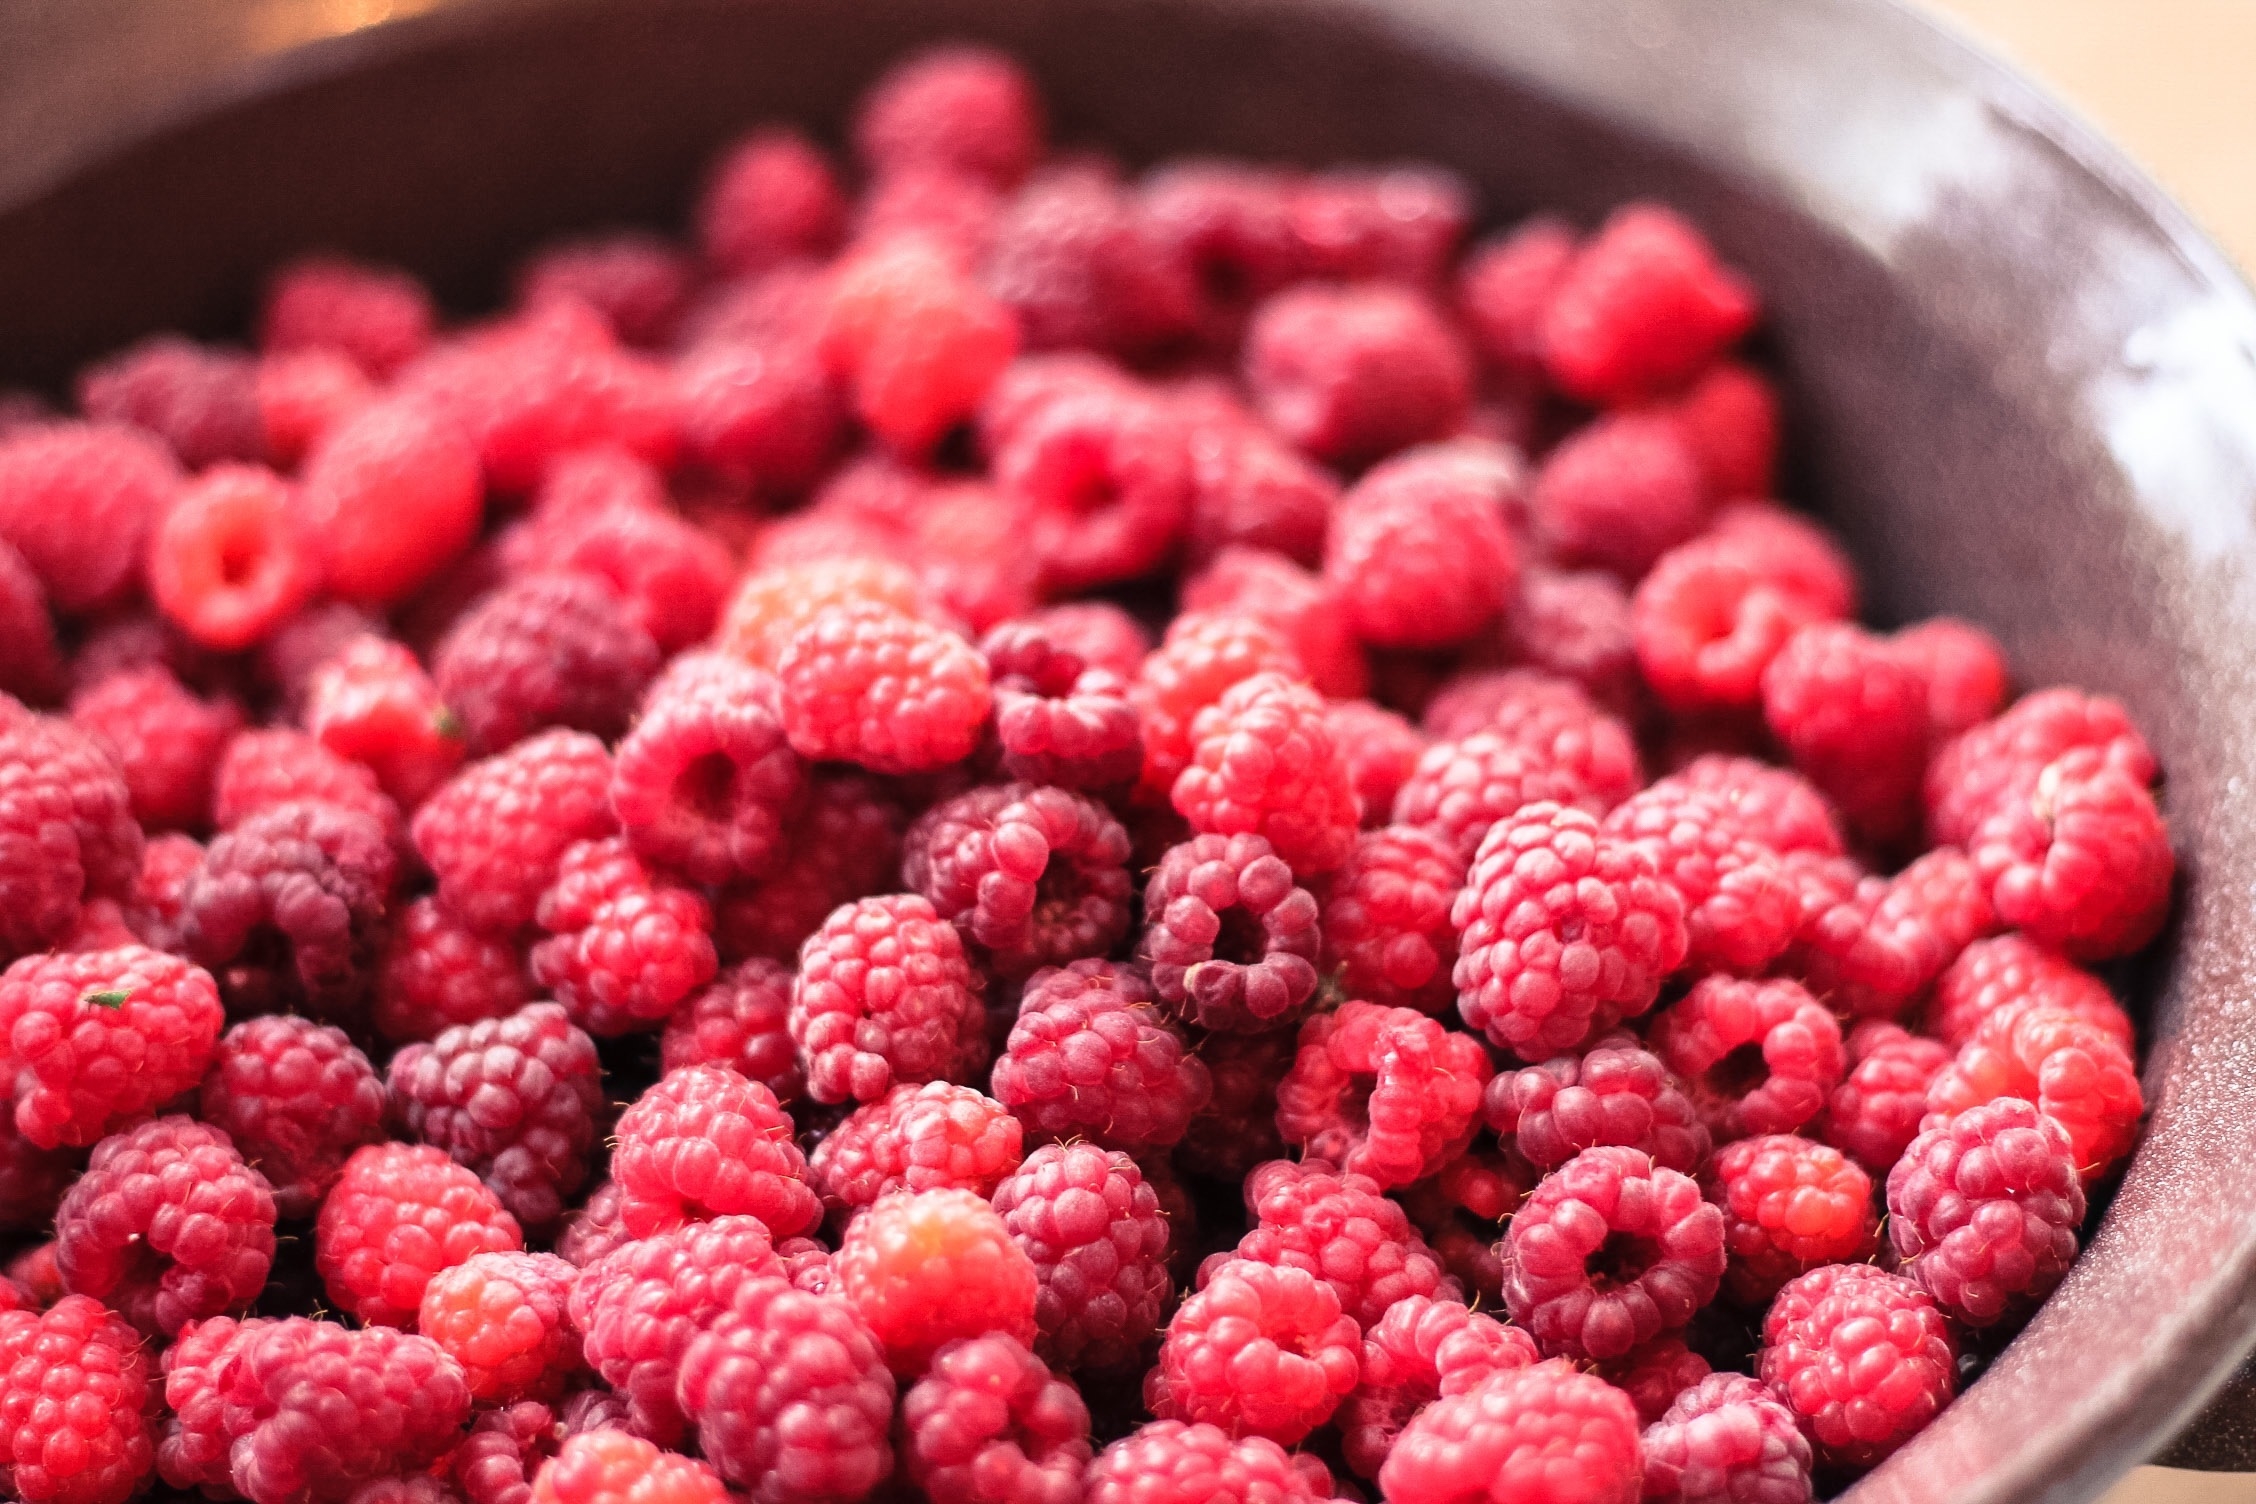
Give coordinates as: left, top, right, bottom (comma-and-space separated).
7, 0, 2256, 1497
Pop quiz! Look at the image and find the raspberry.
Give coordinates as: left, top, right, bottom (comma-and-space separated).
696, 128, 848, 275
553, 1180, 629, 1270
1275, 1002, 1487, 1188
1084, 1421, 1331, 1504
713, 771, 906, 964
515, 231, 691, 347
791, 894, 988, 1103
213, 727, 401, 842
1655, 979, 1845, 1147
413, 1249, 582, 1404
1640, 1372, 1813, 1504
1501, 1146, 1726, 1361
1150, 1257, 1357, 1444
257, 348, 374, 466
899, 1334, 1093, 1504
1485, 1034, 1711, 1174
1603, 783, 1801, 975
1452, 803, 1689, 1059
1421, 666, 1602, 745
674, 335, 847, 499
821, 238, 1020, 455
905, 783, 1135, 978
304, 635, 465, 810
0, 712, 144, 958
0, 423, 179, 611
146, 469, 314, 655
810, 1081, 1023, 1222
1602, 1334, 1711, 1427
856, 44, 1042, 187
1138, 163, 1301, 335
1542, 204, 1758, 406
316, 1142, 524, 1327
1172, 672, 1359, 876
433, 573, 660, 757
530, 1431, 725, 1504
1887, 1096, 2085, 1332
529, 837, 717, 1037
0, 1295, 155, 1504
54, 1115, 274, 1336
1311, 828, 1462, 1015
990, 960, 1209, 1150
0, 944, 222, 1149
159, 1316, 472, 1504
1179, 417, 1338, 572
1532, 410, 1711, 580
1924, 687, 2154, 848
451, 1402, 564, 1504
413, 731, 618, 936
0, 1114, 76, 1234
1925, 1005, 2142, 1182
993, 382, 1193, 594
1214, 1158, 1456, 1329
1457, 216, 1578, 379
389, 1002, 605, 1230
1789, 848, 1993, 1020
661, 958, 803, 1104
1315, 708, 1419, 837
298, 397, 484, 607
1337, 1296, 1539, 1480
67, 664, 239, 831
611, 1065, 821, 1239
1703, 1133, 1876, 1304
1243, 283, 1472, 467
985, 167, 1199, 358
777, 605, 992, 774
980, 620, 1144, 791
182, 799, 396, 1019
990, 1142, 1173, 1372
1927, 934, 2132, 1052
1632, 521, 1856, 716
1969, 747, 2173, 961
1758, 623, 1929, 847
836, 1187, 1039, 1373
79, 337, 263, 469
1396, 726, 1638, 863
1658, 359, 1782, 501
566, 1214, 788, 1443
613, 657, 806, 888
375, 897, 536, 1044
1172, 1027, 1292, 1180
1492, 568, 1644, 722
1136, 832, 1320, 1033
1758, 1263, 1954, 1469
1380, 1360, 1641, 1504
1896, 616, 2011, 741
196, 1014, 383, 1219
1819, 1021, 1953, 1178
1130, 611, 1303, 804
0, 540, 62, 705
1287, 164, 1469, 283
122, 831, 204, 952
1016, 601, 1146, 679
1182, 546, 1365, 700
261, 256, 435, 378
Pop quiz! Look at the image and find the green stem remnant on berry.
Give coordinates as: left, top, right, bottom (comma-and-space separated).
84, 989, 131, 1009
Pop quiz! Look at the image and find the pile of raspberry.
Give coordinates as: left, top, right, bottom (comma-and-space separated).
0, 38, 2171, 1504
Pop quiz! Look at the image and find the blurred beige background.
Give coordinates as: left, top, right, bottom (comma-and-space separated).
1913, 7, 2256, 1500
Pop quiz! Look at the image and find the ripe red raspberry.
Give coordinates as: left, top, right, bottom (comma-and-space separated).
985, 167, 1199, 358
68, 665, 240, 830
261, 255, 435, 378
304, 634, 465, 810
0, 422, 179, 612
1888, 1096, 2084, 1328
515, 230, 690, 346
1923, 686, 2154, 848
1136, 832, 1320, 1033
1178, 415, 1338, 573
1928, 934, 2132, 1052
1182, 546, 1366, 699
1542, 204, 1757, 405
0, 711, 144, 958
389, 1002, 605, 1230
720, 557, 934, 671
992, 382, 1193, 594
990, 1142, 1172, 1372
1243, 283, 1472, 467
1288, 162, 1471, 283
1497, 568, 1644, 721
1659, 359, 1781, 501
119, 830, 202, 952
257, 345, 374, 467
1704, 1133, 1876, 1304
1926, 1005, 2142, 1182
1485, 1033, 1711, 1174
836, 1188, 1039, 1374
810, 1081, 1023, 1222
777, 605, 993, 774
1782, 849, 1989, 1021
1214, 1159, 1456, 1329
1641, 1372, 1813, 1504
1457, 215, 1578, 379
529, 1431, 725, 1504
1138, 162, 1299, 330
1652, 976, 1844, 1143
1130, 610, 1303, 804
434, 574, 660, 757
1323, 444, 1521, 651
1312, 827, 1464, 1016
1969, 747, 2173, 961
662, 958, 803, 1104
0, 539, 62, 705
1173, 1027, 1293, 1180
1395, 726, 1639, 864
1337, 1296, 1538, 1481
1326, 701, 1427, 828
1173, 672, 1359, 876
899, 1334, 1092, 1504
674, 336, 847, 500
791, 894, 987, 1103
1758, 1263, 1954, 1469
504, 459, 738, 652
1760, 622, 1929, 847
0, 1295, 155, 1504
980, 620, 1144, 792
1819, 1021, 1953, 1178
56, 1115, 275, 1336
317, 1142, 524, 1327
1896, 616, 2011, 741
1380, 1359, 1641, 1504
159, 1316, 472, 1504
855, 44, 1043, 187
1532, 410, 1710, 581
1085, 1421, 1331, 1504
413, 730, 618, 936
713, 771, 906, 964
0, 944, 222, 1149
566, 1214, 788, 1443
298, 396, 484, 607
553, 1180, 630, 1270
1150, 1257, 1357, 1444
1420, 666, 1604, 745
212, 727, 400, 842
1600, 1333, 1711, 1428
1502, 1146, 1726, 1361
416, 1250, 583, 1403
990, 960, 1209, 1150
1275, 1002, 1488, 1188
611, 1065, 821, 1239
78, 336, 262, 470
375, 896, 535, 1044
199, 1015, 383, 1219
821, 238, 1020, 456
905, 782, 1134, 979
1603, 782, 1802, 975
1452, 803, 1689, 1059
696, 127, 847, 274
530, 837, 717, 1037
1631, 516, 1856, 715
451, 1402, 565, 1504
